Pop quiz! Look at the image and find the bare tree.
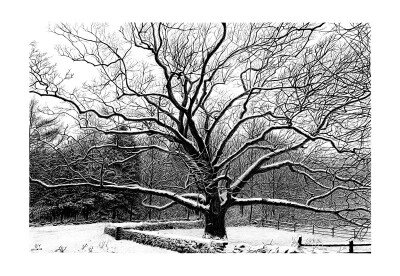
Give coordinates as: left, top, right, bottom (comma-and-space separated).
29, 23, 371, 239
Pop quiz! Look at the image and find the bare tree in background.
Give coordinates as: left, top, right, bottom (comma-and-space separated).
29, 23, 370, 239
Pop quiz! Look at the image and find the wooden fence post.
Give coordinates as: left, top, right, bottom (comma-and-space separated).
349, 240, 354, 253
312, 224, 314, 235
277, 220, 280, 230
115, 227, 122, 240
298, 236, 302, 247
353, 229, 356, 239
294, 223, 296, 232
332, 227, 335, 237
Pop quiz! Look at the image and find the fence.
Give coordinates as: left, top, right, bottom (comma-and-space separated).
297, 236, 371, 253
260, 219, 371, 240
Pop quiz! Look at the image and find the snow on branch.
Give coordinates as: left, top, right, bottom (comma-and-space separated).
231, 197, 370, 215
141, 193, 206, 210
30, 177, 209, 212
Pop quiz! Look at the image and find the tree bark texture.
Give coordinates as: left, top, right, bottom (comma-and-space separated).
203, 195, 227, 239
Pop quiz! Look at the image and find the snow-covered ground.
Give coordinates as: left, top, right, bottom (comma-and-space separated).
30, 223, 371, 253
29, 222, 176, 253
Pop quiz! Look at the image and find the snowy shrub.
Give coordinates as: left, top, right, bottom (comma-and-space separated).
31, 244, 42, 251
55, 246, 67, 253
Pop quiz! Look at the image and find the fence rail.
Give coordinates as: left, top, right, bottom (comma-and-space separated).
260, 219, 371, 240
297, 236, 371, 253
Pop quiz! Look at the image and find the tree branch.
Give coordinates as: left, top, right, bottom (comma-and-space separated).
30, 177, 209, 212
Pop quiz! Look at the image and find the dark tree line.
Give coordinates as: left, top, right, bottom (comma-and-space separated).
29, 100, 146, 223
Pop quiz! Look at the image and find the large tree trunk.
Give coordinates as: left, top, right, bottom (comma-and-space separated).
203, 195, 227, 239
204, 211, 227, 239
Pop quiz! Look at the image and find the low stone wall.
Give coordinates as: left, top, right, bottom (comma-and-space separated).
132, 220, 204, 231
104, 220, 227, 253
104, 225, 117, 237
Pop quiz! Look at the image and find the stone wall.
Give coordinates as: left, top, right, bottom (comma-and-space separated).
132, 220, 204, 231
104, 220, 227, 253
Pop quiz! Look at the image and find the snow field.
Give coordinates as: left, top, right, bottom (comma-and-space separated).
30, 222, 370, 253
30, 222, 176, 253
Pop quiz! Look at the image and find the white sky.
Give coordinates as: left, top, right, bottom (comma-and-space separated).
1, 0, 400, 275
